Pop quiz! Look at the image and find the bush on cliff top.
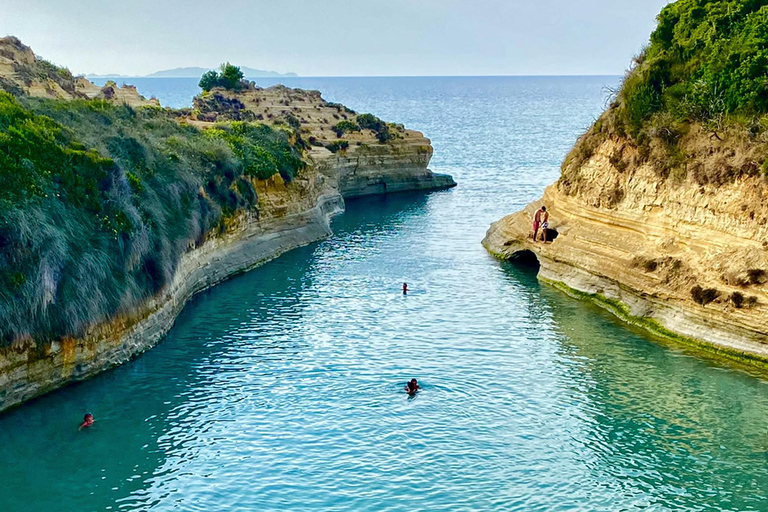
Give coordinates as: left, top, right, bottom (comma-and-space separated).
563, 0, 768, 188
199, 63, 246, 92
0, 91, 303, 346
332, 120, 360, 138
617, 0, 768, 135
357, 113, 393, 143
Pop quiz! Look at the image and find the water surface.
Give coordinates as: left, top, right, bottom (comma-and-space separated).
3, 77, 768, 511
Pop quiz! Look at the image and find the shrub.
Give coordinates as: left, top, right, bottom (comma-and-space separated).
691, 285, 720, 306
357, 113, 392, 143
747, 269, 767, 285
730, 291, 745, 308
206, 121, 304, 181
332, 120, 360, 138
284, 113, 301, 131
615, 1, 768, 135
562, 0, 768, 187
199, 63, 246, 92
325, 140, 349, 153
643, 259, 658, 272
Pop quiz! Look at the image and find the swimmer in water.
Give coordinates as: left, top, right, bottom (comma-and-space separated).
79, 413, 94, 430
402, 283, 408, 295
404, 379, 420, 394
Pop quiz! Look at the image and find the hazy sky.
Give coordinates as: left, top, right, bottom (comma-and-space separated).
1, 0, 671, 76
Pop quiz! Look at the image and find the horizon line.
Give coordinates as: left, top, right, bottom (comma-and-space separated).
86, 73, 624, 79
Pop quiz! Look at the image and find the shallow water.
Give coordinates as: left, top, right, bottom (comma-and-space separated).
3, 77, 768, 511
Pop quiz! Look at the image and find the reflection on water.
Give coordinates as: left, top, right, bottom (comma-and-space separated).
2, 77, 768, 512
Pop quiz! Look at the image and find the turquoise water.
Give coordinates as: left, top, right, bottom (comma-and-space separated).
3, 77, 768, 511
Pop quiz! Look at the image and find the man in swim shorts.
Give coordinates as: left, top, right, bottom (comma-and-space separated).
533, 206, 548, 242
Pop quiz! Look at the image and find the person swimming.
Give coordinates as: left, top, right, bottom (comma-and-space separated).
79, 413, 94, 430
404, 379, 420, 394
402, 282, 408, 295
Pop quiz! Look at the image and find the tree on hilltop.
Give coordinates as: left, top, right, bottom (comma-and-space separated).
199, 62, 246, 91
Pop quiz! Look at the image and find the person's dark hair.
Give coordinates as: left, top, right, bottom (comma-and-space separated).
541, 206, 546, 211
84, 413, 93, 420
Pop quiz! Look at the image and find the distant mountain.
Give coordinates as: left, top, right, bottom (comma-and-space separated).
85, 74, 130, 79
146, 67, 298, 78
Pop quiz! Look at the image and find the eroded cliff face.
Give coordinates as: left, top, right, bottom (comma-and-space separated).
0, 37, 159, 107
0, 171, 342, 411
0, 40, 455, 411
484, 135, 768, 362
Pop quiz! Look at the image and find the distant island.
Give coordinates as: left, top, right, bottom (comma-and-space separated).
147, 66, 297, 78
84, 67, 297, 79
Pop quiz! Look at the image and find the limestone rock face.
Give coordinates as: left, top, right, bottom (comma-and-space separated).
0, 36, 159, 106
484, 137, 768, 361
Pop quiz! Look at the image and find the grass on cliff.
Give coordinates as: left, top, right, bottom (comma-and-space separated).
562, 0, 768, 189
0, 91, 304, 346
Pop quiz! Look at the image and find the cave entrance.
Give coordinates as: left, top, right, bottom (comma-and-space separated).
509, 249, 540, 271
543, 228, 559, 243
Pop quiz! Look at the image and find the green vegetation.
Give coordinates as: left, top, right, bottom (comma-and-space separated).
541, 276, 768, 369
332, 120, 360, 138
325, 140, 349, 153
691, 285, 721, 305
563, 0, 768, 188
357, 113, 393, 143
199, 63, 246, 92
729, 291, 759, 308
629, 0, 768, 129
206, 122, 304, 181
0, 91, 304, 346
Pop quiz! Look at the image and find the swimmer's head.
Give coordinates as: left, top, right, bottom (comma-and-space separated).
84, 413, 93, 421
541, 206, 547, 211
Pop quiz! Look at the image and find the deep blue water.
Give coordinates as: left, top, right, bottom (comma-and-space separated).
3, 77, 768, 511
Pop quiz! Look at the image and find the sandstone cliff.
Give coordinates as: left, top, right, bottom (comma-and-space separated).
189, 85, 450, 196
485, 0, 768, 365
0, 37, 159, 107
0, 39, 455, 411
484, 133, 768, 363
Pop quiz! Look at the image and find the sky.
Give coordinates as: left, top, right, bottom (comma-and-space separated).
0, 0, 672, 77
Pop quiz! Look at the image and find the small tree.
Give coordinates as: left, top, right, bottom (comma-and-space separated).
198, 63, 245, 92
199, 70, 220, 91
220, 62, 244, 89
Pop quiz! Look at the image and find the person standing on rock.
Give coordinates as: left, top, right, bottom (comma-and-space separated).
533, 206, 549, 242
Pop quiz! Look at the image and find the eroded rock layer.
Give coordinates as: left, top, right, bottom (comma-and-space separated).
484, 137, 768, 362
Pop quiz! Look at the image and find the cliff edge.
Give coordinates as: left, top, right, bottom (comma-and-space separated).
484, 0, 768, 363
